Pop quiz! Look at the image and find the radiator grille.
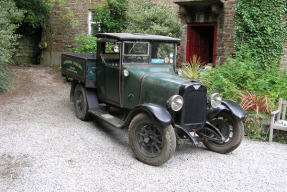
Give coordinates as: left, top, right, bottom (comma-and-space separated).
182, 89, 206, 125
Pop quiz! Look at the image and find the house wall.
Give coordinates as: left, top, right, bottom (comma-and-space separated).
173, 0, 237, 65
41, 0, 105, 66
41, 0, 287, 70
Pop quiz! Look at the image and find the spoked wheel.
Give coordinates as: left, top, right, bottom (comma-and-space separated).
74, 84, 90, 121
128, 113, 176, 166
202, 112, 244, 154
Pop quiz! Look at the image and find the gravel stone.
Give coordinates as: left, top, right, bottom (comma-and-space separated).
0, 66, 287, 192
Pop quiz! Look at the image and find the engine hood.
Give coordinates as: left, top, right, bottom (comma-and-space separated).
122, 65, 191, 108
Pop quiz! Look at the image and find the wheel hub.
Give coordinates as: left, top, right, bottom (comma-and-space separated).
137, 124, 163, 157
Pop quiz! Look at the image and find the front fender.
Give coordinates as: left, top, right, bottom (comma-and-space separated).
124, 104, 172, 127
207, 100, 245, 121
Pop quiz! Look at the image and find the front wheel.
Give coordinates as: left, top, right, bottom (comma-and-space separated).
202, 112, 244, 154
128, 113, 176, 166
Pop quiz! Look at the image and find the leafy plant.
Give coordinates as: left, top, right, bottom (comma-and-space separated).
124, 0, 184, 38
244, 112, 269, 140
181, 56, 202, 80
70, 34, 97, 53
238, 91, 273, 117
0, 0, 24, 91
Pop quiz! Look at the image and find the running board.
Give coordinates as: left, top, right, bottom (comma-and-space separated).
89, 108, 125, 128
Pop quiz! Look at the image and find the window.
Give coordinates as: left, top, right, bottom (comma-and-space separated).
88, 10, 101, 36
101, 42, 120, 68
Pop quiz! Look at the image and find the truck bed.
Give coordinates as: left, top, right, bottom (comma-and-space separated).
61, 53, 97, 88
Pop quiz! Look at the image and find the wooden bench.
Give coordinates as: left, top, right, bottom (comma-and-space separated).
269, 98, 287, 142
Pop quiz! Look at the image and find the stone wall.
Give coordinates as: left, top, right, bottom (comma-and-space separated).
13, 35, 41, 65
281, 45, 287, 71
216, 0, 237, 63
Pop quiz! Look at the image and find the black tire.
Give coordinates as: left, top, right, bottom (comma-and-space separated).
202, 112, 244, 154
128, 113, 176, 166
74, 84, 91, 121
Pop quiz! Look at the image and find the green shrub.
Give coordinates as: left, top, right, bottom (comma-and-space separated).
201, 56, 287, 103
70, 34, 97, 53
0, 0, 24, 91
244, 112, 269, 140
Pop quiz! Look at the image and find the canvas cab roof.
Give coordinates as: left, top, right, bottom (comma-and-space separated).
96, 33, 181, 45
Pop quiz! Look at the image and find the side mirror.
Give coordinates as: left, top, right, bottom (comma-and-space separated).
177, 69, 183, 76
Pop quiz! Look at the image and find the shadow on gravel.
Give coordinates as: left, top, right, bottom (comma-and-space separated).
174, 141, 208, 156
91, 118, 210, 158
91, 118, 129, 148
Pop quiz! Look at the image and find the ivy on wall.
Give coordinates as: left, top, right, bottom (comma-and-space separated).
234, 0, 287, 69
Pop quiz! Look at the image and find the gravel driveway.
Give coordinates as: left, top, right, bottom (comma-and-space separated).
0, 66, 287, 192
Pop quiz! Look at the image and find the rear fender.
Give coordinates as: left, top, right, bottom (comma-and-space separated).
70, 81, 99, 109
207, 99, 245, 121
85, 88, 99, 109
124, 104, 172, 128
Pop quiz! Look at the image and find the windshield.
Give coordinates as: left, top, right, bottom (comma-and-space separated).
151, 43, 175, 64
123, 42, 149, 63
122, 42, 176, 64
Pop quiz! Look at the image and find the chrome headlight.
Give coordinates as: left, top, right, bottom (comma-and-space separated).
167, 95, 183, 111
209, 93, 222, 108
123, 69, 129, 77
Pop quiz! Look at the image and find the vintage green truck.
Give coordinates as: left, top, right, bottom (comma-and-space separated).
61, 33, 245, 166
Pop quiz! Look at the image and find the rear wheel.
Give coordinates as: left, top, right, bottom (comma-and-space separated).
128, 113, 176, 166
202, 112, 244, 154
74, 84, 90, 121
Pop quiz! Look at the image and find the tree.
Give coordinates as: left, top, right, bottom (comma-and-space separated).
0, 0, 24, 91
124, 0, 184, 38
93, 0, 127, 33
14, 0, 49, 35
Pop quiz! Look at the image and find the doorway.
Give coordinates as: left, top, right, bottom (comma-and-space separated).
186, 24, 217, 65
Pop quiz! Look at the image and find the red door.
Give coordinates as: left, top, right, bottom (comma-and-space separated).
187, 24, 217, 64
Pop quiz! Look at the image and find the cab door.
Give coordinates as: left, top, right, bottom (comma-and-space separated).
96, 42, 120, 106
105, 62, 120, 104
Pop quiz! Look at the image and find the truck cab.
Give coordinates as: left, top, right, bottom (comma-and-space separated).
62, 33, 245, 166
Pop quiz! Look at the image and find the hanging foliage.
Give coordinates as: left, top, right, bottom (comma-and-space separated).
234, 0, 287, 69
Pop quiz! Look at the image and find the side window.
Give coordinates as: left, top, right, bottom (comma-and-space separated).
88, 10, 101, 36
151, 43, 175, 64
101, 42, 120, 68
